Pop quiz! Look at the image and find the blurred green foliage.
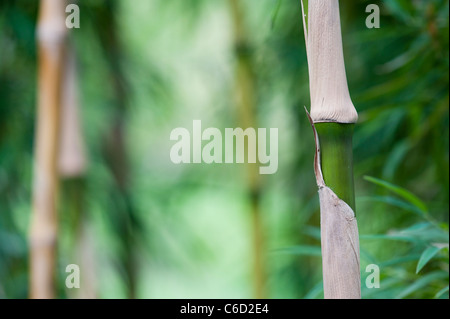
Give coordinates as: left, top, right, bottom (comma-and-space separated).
0, 0, 448, 299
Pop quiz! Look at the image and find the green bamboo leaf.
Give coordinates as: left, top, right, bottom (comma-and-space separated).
382, 141, 411, 178
379, 254, 421, 268
384, 0, 416, 24
401, 222, 449, 243
360, 233, 422, 243
358, 195, 425, 217
435, 285, 449, 299
416, 245, 444, 274
270, 0, 282, 30
362, 276, 404, 299
302, 226, 321, 240
402, 222, 432, 232
304, 281, 323, 299
360, 248, 378, 264
363, 176, 428, 214
396, 271, 449, 299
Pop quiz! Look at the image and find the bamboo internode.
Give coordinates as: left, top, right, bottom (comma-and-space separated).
307, 0, 358, 124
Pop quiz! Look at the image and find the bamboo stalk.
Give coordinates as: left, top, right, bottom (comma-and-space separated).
302, 0, 361, 299
58, 43, 97, 299
30, 0, 68, 299
229, 0, 267, 299
93, 1, 138, 298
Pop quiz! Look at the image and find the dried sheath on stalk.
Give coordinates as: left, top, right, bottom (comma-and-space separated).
302, 0, 361, 299
59, 47, 87, 178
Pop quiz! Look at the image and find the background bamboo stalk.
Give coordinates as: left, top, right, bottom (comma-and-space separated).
93, 1, 140, 298
58, 44, 97, 299
229, 0, 267, 299
30, 0, 68, 299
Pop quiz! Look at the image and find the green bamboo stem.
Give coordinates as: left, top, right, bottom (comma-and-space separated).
315, 123, 355, 212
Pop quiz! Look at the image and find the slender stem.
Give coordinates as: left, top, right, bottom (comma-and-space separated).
315, 123, 356, 212
93, 1, 138, 298
229, 0, 266, 298
30, 0, 67, 299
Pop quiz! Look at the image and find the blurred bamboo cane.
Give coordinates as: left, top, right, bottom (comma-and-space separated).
59, 44, 97, 299
229, 0, 267, 299
30, 0, 68, 299
91, 1, 139, 298
302, 0, 361, 299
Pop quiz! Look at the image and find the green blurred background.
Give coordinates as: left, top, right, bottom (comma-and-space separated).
0, 0, 448, 299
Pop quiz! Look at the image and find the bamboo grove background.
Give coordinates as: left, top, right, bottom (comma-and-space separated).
0, 0, 448, 298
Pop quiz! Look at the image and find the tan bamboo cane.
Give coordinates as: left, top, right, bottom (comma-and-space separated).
30, 0, 67, 299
